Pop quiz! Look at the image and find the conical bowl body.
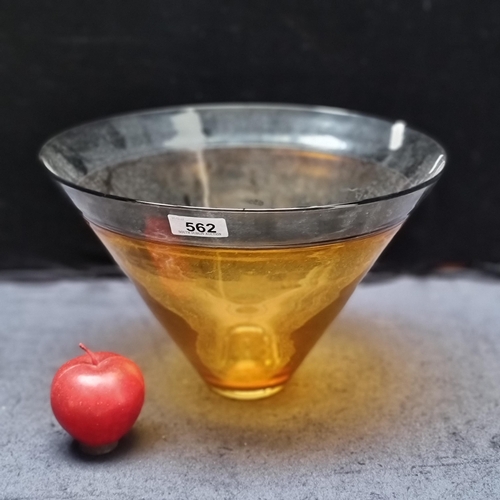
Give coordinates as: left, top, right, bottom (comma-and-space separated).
40, 104, 446, 399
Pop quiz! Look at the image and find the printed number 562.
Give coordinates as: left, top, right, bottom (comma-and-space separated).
185, 222, 217, 233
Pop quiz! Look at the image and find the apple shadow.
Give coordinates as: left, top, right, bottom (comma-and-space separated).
65, 429, 140, 463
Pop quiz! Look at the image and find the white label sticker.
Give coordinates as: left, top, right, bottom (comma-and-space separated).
168, 214, 229, 238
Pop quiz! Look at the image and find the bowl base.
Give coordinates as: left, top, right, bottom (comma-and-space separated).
210, 384, 285, 400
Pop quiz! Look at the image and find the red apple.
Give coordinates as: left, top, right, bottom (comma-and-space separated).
51, 344, 145, 454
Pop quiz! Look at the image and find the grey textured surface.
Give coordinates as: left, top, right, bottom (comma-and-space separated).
1, 276, 500, 499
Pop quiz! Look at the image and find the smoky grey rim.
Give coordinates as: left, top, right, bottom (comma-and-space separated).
39, 103, 447, 213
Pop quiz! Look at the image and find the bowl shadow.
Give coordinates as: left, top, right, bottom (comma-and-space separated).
92, 309, 450, 458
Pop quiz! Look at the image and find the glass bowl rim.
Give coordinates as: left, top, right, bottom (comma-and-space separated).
39, 102, 447, 213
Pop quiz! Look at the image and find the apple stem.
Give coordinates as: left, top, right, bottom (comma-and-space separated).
79, 343, 99, 365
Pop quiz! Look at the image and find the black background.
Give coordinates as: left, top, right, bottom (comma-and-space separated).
1, 0, 499, 273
